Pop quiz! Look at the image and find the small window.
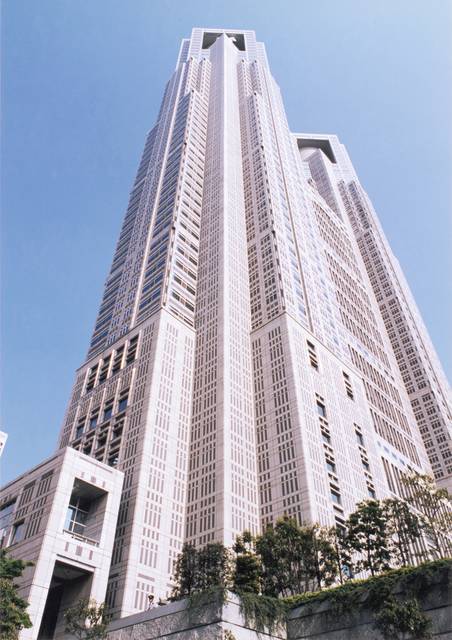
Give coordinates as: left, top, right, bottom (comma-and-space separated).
316, 401, 326, 418
307, 340, 318, 370
75, 424, 84, 439
98, 355, 111, 384
326, 460, 336, 474
343, 372, 354, 400
330, 489, 341, 505
356, 430, 364, 446
108, 452, 119, 468
118, 393, 128, 413
103, 403, 113, 422
111, 346, 124, 375
86, 364, 99, 392
0, 501, 16, 546
368, 486, 376, 499
65, 497, 90, 536
11, 521, 25, 545
89, 414, 98, 430
126, 336, 139, 365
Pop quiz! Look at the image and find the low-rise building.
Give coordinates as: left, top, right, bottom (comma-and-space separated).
0, 447, 123, 639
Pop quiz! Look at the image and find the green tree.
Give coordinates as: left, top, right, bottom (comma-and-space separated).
196, 542, 232, 592
171, 543, 198, 598
304, 524, 339, 589
0, 549, 33, 640
402, 472, 452, 559
64, 598, 110, 640
255, 517, 332, 597
172, 541, 232, 599
384, 498, 422, 566
327, 526, 353, 584
345, 500, 391, 576
232, 530, 262, 594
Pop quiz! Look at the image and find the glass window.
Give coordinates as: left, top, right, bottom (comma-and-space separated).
103, 404, 113, 421
89, 414, 98, 430
356, 431, 364, 446
316, 401, 326, 418
11, 521, 25, 545
118, 395, 128, 413
330, 489, 341, 505
326, 460, 336, 474
0, 501, 16, 547
64, 497, 90, 536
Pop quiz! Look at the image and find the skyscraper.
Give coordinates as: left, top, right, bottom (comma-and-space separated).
4, 28, 449, 627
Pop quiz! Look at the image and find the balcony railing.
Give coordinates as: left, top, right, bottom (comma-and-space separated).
63, 529, 99, 547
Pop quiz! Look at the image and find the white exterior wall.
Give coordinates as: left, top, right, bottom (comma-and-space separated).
294, 134, 450, 490
0, 448, 123, 639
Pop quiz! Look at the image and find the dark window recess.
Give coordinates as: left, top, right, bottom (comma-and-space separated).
316, 401, 326, 418
367, 485, 376, 499
98, 355, 111, 384
86, 364, 99, 392
330, 488, 342, 505
11, 521, 25, 545
355, 429, 364, 447
97, 433, 108, 449
118, 392, 129, 413
307, 340, 319, 370
126, 336, 139, 365
326, 460, 336, 474
65, 497, 90, 536
108, 451, 120, 468
112, 420, 124, 440
89, 414, 98, 430
83, 441, 93, 455
103, 403, 113, 422
75, 418, 86, 439
111, 347, 124, 375
343, 372, 354, 400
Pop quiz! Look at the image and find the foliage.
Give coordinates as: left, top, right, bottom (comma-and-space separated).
284, 558, 451, 611
64, 598, 110, 640
196, 542, 232, 592
172, 542, 232, 600
304, 524, 339, 589
238, 591, 287, 635
0, 549, 33, 640
232, 530, 262, 594
402, 472, 452, 559
383, 497, 422, 567
326, 525, 353, 584
172, 543, 198, 598
255, 517, 339, 597
285, 559, 450, 639
345, 500, 391, 575
374, 597, 432, 639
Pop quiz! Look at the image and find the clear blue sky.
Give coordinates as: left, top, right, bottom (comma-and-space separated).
1, 0, 451, 484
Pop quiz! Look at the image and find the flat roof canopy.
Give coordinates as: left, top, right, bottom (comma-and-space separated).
296, 137, 337, 164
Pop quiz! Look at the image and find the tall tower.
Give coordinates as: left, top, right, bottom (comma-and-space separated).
54, 28, 444, 616
296, 134, 452, 490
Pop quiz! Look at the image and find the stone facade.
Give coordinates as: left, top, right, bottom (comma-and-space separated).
106, 565, 452, 640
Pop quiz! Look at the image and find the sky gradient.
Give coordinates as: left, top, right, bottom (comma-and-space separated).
1, 0, 451, 484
